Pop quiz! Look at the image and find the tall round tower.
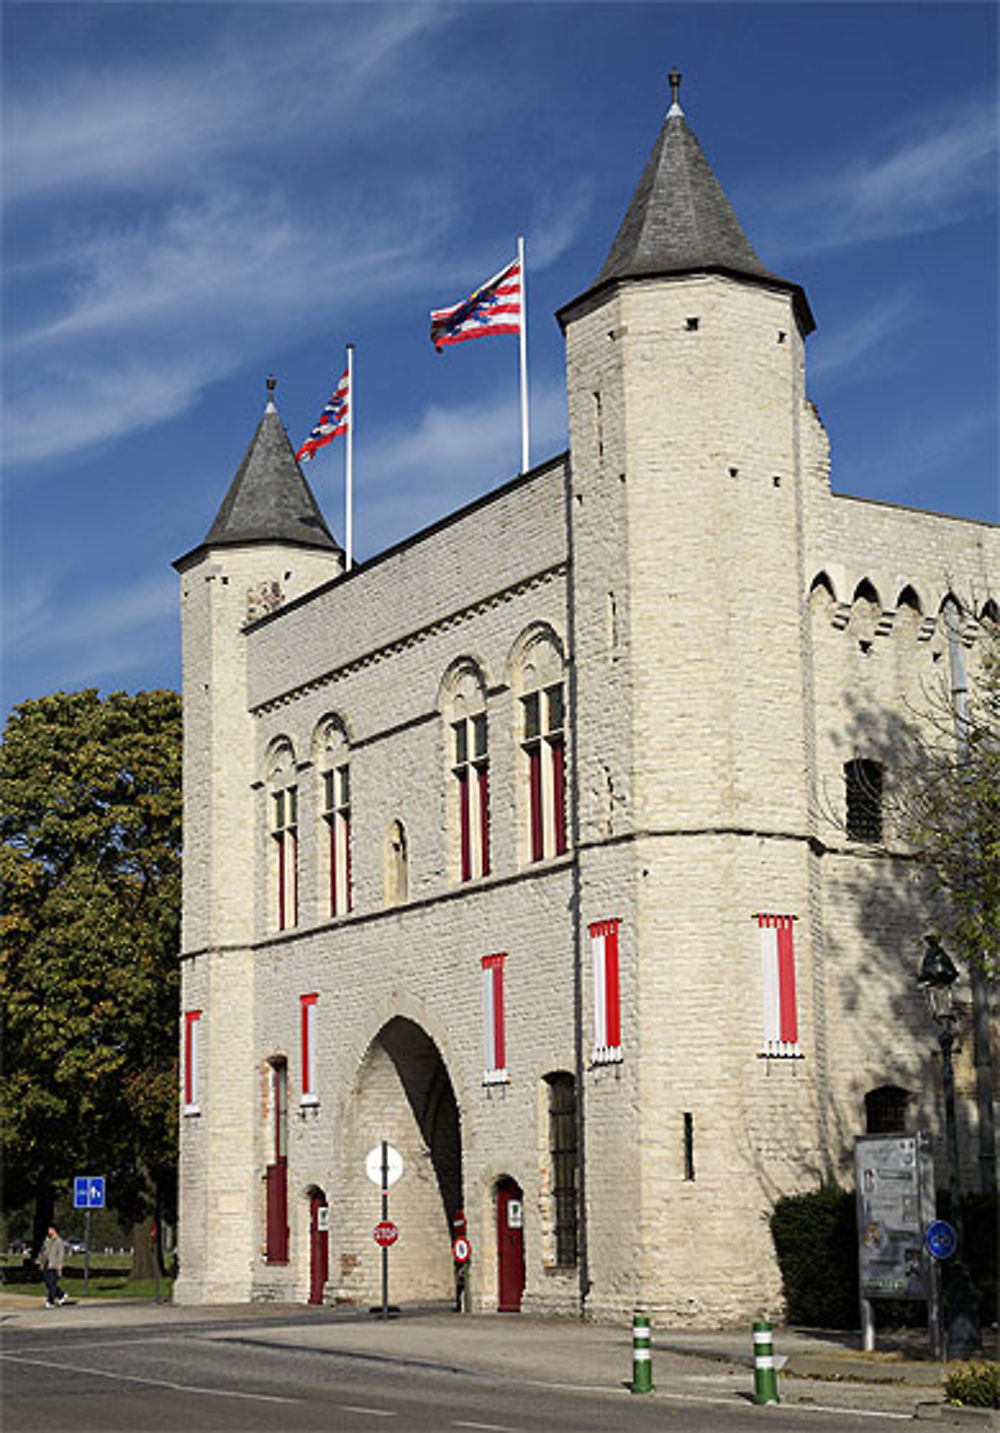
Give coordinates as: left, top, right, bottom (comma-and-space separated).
173, 380, 343, 1303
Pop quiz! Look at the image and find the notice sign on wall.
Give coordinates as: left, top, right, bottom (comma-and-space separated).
855, 1133, 934, 1300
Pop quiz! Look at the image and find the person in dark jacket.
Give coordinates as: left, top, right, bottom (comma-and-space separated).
39, 1225, 67, 1307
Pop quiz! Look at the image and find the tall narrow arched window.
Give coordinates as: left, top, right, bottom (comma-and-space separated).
267, 740, 298, 930
385, 820, 408, 907
444, 663, 490, 883
845, 758, 884, 843
515, 629, 567, 864
545, 1072, 578, 1267
265, 1058, 289, 1263
316, 718, 351, 918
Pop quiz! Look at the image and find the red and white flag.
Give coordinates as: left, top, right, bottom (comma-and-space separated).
758, 914, 799, 1056
296, 366, 350, 463
430, 257, 522, 351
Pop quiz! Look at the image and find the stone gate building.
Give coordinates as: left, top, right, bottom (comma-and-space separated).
174, 79, 997, 1322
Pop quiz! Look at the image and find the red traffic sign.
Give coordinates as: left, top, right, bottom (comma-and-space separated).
452, 1235, 471, 1263
452, 1209, 467, 1234
373, 1220, 399, 1247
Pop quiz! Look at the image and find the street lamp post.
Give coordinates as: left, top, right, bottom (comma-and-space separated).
916, 936, 983, 1360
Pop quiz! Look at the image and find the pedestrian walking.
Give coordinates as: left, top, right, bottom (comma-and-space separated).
38, 1224, 68, 1307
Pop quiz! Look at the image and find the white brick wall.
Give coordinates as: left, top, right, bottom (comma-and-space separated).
176, 260, 997, 1320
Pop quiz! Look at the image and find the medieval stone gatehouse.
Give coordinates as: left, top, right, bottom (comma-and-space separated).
173, 78, 997, 1321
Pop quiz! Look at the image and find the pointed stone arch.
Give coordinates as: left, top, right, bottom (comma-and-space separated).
337, 1016, 463, 1310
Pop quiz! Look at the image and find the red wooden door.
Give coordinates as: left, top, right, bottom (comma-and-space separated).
309, 1191, 329, 1305
496, 1178, 524, 1313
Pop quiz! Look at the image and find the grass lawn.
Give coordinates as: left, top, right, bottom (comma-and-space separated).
1, 1253, 173, 1301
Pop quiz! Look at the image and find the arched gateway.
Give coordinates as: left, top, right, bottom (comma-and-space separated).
338, 1018, 462, 1308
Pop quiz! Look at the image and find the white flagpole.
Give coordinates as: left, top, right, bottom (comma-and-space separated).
518, 236, 530, 474
345, 344, 354, 570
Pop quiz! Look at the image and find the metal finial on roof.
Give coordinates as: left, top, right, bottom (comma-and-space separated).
265, 374, 277, 411
667, 66, 684, 118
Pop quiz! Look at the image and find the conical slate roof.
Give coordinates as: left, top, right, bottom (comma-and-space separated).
597, 106, 778, 287
561, 77, 814, 332
202, 389, 340, 552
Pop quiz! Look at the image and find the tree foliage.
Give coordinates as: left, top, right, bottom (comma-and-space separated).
0, 690, 182, 1247
894, 628, 1000, 982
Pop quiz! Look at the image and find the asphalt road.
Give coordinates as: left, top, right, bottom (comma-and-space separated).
1, 1315, 932, 1433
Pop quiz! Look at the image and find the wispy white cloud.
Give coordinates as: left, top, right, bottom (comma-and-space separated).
758, 96, 997, 258
357, 380, 568, 554
809, 292, 914, 383
3, 6, 450, 204
840, 407, 995, 501
4, 572, 176, 657
2, 572, 178, 693
2, 3, 592, 476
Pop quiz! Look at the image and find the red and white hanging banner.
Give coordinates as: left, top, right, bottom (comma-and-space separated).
183, 1009, 201, 1110
758, 914, 800, 1057
481, 953, 508, 1084
590, 919, 622, 1065
300, 992, 318, 1104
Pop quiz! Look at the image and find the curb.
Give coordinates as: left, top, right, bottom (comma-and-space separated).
914, 1403, 998, 1425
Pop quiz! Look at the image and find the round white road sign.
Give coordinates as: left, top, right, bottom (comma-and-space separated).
365, 1144, 404, 1188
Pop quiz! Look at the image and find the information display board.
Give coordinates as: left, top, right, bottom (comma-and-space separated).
855, 1133, 934, 1301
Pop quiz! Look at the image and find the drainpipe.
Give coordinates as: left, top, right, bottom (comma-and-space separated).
564, 461, 591, 1313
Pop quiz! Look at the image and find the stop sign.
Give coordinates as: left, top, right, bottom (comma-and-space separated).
373, 1220, 399, 1247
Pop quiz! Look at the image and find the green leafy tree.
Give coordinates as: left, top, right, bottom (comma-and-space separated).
1, 689, 182, 1272
895, 627, 1000, 983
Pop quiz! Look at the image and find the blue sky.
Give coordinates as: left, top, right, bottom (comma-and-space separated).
2, 1, 997, 715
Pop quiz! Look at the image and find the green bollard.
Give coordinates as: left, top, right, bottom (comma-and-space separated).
752, 1320, 779, 1404
631, 1313, 653, 1394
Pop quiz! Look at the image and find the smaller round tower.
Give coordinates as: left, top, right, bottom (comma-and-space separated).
172, 379, 343, 1303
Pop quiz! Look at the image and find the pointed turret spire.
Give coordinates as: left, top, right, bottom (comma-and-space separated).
667, 66, 683, 118
562, 72, 814, 333
201, 376, 340, 552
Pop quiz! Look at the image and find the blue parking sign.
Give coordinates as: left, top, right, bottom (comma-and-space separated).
73, 1176, 105, 1209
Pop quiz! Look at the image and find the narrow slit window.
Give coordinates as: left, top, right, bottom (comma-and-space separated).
454, 713, 490, 881
522, 682, 567, 862
845, 759, 883, 843
324, 764, 351, 916
273, 785, 298, 930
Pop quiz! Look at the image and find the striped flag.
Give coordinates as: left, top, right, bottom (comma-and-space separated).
758, 914, 800, 1057
590, 919, 622, 1064
481, 953, 508, 1083
430, 257, 522, 351
296, 366, 350, 462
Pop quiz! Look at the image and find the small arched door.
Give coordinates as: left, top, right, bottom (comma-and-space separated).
496, 1177, 525, 1313
309, 1190, 329, 1305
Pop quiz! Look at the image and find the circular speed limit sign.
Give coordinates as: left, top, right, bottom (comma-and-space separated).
452, 1235, 471, 1263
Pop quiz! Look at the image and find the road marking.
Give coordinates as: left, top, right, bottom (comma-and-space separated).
0, 1351, 298, 1405
339, 1407, 396, 1418
789, 1403, 911, 1421
452, 1421, 518, 1431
